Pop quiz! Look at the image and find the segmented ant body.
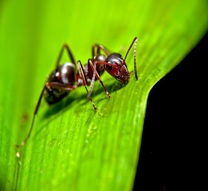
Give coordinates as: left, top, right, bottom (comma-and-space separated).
16, 37, 138, 148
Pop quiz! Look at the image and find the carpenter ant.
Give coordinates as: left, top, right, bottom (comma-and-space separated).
15, 37, 138, 148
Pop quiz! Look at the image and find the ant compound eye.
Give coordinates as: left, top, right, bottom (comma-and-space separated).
106, 64, 112, 71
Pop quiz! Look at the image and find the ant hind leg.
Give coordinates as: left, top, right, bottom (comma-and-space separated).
56, 44, 76, 69
92, 44, 110, 58
15, 85, 46, 148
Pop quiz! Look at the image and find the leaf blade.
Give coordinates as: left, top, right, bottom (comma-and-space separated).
0, 0, 207, 190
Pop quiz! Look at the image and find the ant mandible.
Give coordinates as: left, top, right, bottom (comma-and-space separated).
15, 37, 138, 148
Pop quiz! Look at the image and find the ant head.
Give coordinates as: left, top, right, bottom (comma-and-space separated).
105, 53, 129, 84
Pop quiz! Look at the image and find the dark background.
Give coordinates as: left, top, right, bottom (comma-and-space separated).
133, 32, 207, 191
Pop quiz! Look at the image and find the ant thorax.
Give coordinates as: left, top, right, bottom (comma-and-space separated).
92, 54, 106, 76
77, 54, 107, 86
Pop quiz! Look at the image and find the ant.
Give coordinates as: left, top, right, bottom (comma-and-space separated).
15, 37, 138, 148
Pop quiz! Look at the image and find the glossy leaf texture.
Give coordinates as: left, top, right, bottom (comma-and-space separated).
0, 0, 207, 190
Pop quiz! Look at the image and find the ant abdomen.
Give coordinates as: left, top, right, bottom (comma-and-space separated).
58, 63, 76, 84
45, 62, 76, 104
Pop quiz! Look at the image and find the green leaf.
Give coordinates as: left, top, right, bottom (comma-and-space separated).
0, 0, 207, 190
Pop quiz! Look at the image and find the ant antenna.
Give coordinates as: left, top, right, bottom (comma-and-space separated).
124, 37, 138, 80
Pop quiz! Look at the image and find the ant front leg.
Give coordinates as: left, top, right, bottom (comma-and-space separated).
88, 59, 111, 99
15, 85, 46, 148
78, 60, 97, 110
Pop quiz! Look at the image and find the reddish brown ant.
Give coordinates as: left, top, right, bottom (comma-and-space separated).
15, 37, 138, 148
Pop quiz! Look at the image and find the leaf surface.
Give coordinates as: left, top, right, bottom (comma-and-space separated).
0, 0, 207, 190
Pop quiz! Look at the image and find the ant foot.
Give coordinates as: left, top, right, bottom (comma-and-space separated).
106, 92, 111, 99
15, 141, 25, 149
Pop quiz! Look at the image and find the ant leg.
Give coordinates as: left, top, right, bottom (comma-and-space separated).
15, 81, 76, 148
46, 82, 77, 92
124, 37, 138, 80
88, 62, 96, 98
88, 59, 111, 99
15, 85, 46, 148
56, 44, 76, 68
78, 60, 97, 110
92, 44, 110, 58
